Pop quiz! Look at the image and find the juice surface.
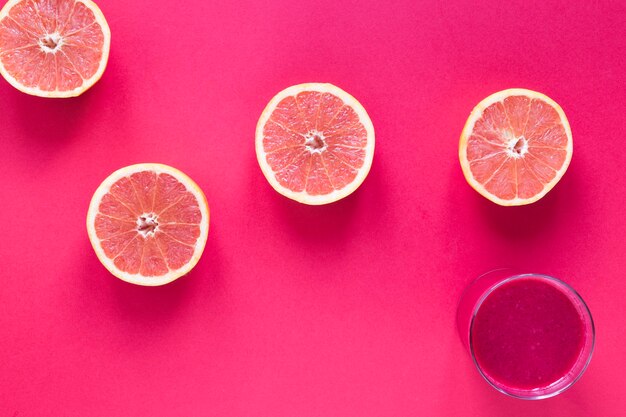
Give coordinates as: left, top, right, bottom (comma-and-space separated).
472, 277, 585, 390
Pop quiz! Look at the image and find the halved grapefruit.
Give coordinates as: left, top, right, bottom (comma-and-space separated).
256, 83, 375, 205
87, 164, 209, 286
0, 0, 111, 97
459, 89, 573, 206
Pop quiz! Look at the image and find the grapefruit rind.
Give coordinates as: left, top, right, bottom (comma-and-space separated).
255, 83, 375, 205
0, 0, 111, 98
459, 88, 573, 206
86, 163, 210, 286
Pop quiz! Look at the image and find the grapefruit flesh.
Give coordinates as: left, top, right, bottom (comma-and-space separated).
459, 89, 573, 206
0, 0, 110, 97
87, 164, 209, 286
256, 83, 375, 205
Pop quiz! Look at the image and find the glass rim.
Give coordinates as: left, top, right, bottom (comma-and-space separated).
468, 272, 596, 400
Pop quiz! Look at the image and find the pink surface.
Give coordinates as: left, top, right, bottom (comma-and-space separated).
1, 0, 625, 415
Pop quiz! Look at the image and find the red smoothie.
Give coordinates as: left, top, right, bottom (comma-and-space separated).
457, 271, 594, 399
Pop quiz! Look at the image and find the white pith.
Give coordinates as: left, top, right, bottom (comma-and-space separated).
255, 83, 375, 205
504, 134, 529, 159
86, 163, 210, 287
39, 32, 63, 53
136, 212, 159, 237
304, 129, 327, 154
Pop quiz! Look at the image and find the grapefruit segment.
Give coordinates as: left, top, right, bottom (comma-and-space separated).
460, 89, 573, 206
94, 215, 136, 239
87, 164, 209, 286
256, 83, 375, 205
307, 153, 334, 196
158, 224, 201, 245
0, 0, 110, 97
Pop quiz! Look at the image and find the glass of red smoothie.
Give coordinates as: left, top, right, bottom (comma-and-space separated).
457, 269, 594, 399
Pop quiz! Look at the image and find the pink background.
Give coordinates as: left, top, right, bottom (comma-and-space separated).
1, 0, 625, 415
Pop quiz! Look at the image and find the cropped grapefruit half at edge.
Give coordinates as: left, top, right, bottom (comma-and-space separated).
87, 164, 210, 286
459, 89, 573, 206
256, 83, 375, 205
0, 0, 111, 97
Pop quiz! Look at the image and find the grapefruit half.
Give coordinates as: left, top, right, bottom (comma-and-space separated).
256, 83, 375, 205
87, 164, 209, 286
459, 89, 573, 206
0, 0, 111, 97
